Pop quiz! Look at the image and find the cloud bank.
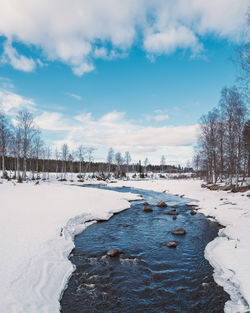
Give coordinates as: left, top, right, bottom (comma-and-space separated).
34, 109, 199, 163
0, 0, 248, 74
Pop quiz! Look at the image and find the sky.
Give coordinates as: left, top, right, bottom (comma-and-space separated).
0, 0, 249, 165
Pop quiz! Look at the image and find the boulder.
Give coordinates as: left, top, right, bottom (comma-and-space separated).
143, 207, 153, 212
171, 228, 186, 235
166, 241, 178, 248
157, 201, 168, 208
143, 202, 149, 206
107, 249, 122, 257
165, 209, 179, 215
190, 210, 197, 215
172, 215, 177, 220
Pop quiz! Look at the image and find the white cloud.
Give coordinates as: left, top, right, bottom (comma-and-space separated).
67, 93, 82, 101
35, 109, 199, 163
144, 26, 202, 55
0, 76, 15, 89
146, 113, 169, 122
0, 88, 35, 115
0, 0, 248, 74
1, 40, 36, 72
34, 112, 70, 131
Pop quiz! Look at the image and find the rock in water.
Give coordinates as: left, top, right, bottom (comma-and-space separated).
172, 215, 177, 220
165, 209, 179, 215
107, 249, 122, 257
143, 202, 149, 206
122, 224, 130, 227
166, 241, 178, 248
143, 207, 153, 212
190, 210, 197, 215
157, 201, 168, 208
171, 228, 186, 235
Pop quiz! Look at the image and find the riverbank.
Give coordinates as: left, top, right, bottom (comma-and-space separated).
108, 179, 250, 312
0, 181, 140, 313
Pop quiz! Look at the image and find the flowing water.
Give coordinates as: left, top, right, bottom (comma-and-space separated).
60, 185, 229, 313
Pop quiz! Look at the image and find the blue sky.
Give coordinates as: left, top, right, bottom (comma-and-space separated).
0, 0, 248, 165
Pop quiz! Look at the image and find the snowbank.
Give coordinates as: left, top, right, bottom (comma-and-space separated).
0, 182, 140, 313
109, 179, 250, 313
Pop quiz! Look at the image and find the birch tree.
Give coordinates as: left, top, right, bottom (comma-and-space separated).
16, 110, 37, 180
160, 155, 166, 172
107, 148, 114, 173
77, 145, 85, 178
124, 151, 131, 173
61, 143, 69, 179
0, 113, 11, 178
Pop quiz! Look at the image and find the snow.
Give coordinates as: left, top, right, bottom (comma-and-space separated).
1, 177, 250, 313
108, 179, 250, 313
0, 181, 140, 313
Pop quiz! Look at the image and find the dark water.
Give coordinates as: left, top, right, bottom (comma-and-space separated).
60, 185, 229, 313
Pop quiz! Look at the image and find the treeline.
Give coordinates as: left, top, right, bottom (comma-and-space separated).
194, 87, 249, 186
0, 110, 182, 182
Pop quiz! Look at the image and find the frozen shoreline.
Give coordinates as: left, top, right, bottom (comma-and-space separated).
108, 179, 250, 313
0, 182, 141, 313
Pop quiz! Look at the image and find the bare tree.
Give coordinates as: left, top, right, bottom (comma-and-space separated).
16, 110, 37, 180
77, 145, 85, 179
33, 134, 43, 179
243, 120, 250, 177
199, 108, 219, 183
68, 153, 74, 181
86, 147, 95, 173
144, 157, 149, 173
0, 112, 11, 178
221, 86, 247, 186
115, 152, 123, 174
55, 148, 60, 179
61, 144, 69, 179
160, 155, 166, 172
107, 148, 114, 173
124, 151, 131, 173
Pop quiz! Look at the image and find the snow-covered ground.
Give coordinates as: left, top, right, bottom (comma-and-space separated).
108, 179, 250, 313
1, 177, 250, 313
0, 181, 141, 313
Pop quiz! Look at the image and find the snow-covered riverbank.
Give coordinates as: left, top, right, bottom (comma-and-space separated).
0, 182, 140, 313
109, 179, 250, 313
1, 178, 249, 313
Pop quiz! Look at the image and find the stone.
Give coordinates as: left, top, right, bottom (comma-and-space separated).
165, 209, 179, 215
172, 215, 177, 220
143, 202, 149, 206
190, 210, 197, 215
171, 228, 186, 235
107, 249, 122, 257
122, 224, 129, 227
143, 207, 153, 212
166, 241, 178, 248
157, 201, 168, 208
